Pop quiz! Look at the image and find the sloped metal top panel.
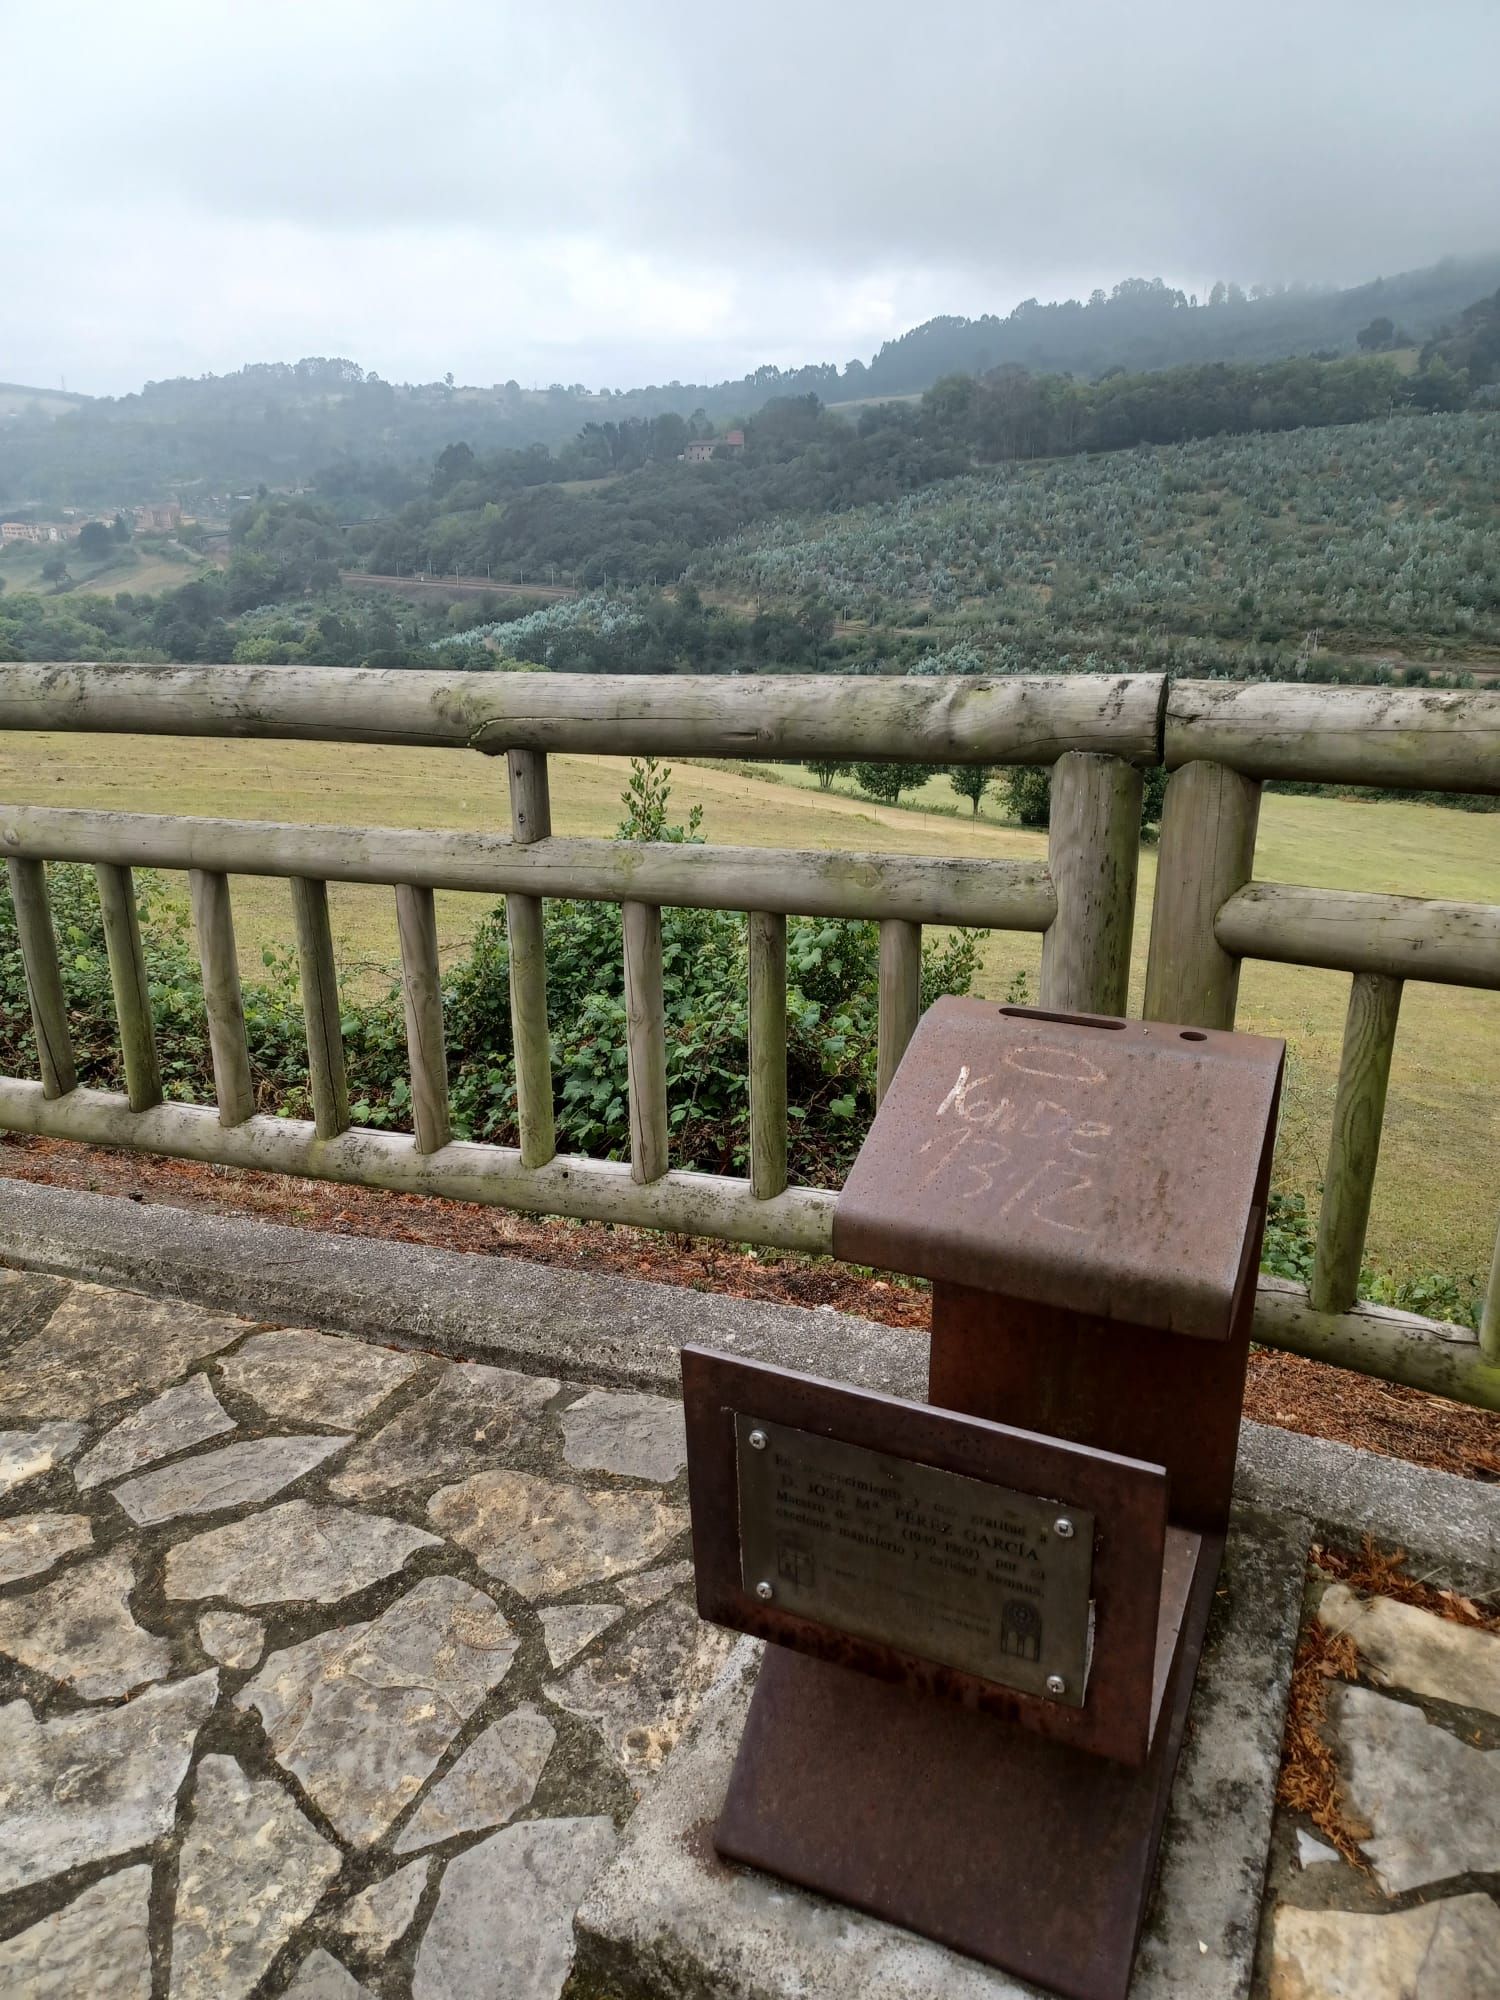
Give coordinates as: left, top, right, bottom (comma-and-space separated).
833, 1000, 1284, 1340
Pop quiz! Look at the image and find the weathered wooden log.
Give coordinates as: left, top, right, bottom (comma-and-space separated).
0, 805, 1058, 931
749, 910, 788, 1200
0, 665, 1166, 764
289, 878, 350, 1140
1167, 681, 1500, 794
0, 1078, 837, 1254
1143, 761, 1261, 1029
877, 919, 922, 1105
623, 900, 668, 1184
5, 859, 76, 1099
1310, 974, 1403, 1314
94, 863, 162, 1112
504, 749, 556, 1168
1252, 1275, 1499, 1413
1038, 750, 1142, 1016
1215, 883, 1500, 989
187, 869, 255, 1127
395, 883, 451, 1154
1481, 1217, 1500, 1370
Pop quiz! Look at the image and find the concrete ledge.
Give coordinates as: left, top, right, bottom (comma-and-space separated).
571, 1506, 1312, 2000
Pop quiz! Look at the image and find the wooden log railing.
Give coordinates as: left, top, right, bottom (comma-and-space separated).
1149, 679, 1500, 1411
2, 665, 1498, 1412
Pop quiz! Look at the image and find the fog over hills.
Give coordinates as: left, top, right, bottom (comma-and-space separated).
4, 253, 1497, 507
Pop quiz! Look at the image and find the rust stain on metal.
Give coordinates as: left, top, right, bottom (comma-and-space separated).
834, 998, 1285, 1339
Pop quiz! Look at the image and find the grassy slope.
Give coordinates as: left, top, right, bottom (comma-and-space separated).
1, 730, 1495, 1288
0, 542, 208, 598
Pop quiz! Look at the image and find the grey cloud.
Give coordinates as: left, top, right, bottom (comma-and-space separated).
3, 0, 1497, 395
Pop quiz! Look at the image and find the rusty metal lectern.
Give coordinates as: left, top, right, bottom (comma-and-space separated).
683, 999, 1284, 2000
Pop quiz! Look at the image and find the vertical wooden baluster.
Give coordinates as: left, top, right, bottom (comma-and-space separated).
290, 877, 349, 1139
877, 918, 922, 1105
395, 883, 451, 1154
1038, 750, 1143, 1017
1480, 1215, 1500, 1370
188, 868, 255, 1127
623, 899, 668, 1183
749, 910, 787, 1198
1144, 760, 1262, 1030
1310, 973, 1404, 1315
94, 862, 162, 1111
505, 748, 556, 1167
5, 858, 77, 1098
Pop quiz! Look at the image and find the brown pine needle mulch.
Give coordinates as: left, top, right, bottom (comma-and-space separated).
1274, 1538, 1500, 1868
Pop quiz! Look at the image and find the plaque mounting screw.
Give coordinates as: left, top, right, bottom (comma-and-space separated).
748, 1430, 768, 1450
755, 1580, 774, 1601
1053, 1517, 1075, 1539
1046, 1674, 1068, 1696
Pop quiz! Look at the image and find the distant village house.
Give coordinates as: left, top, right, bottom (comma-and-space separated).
0, 521, 77, 545
134, 501, 183, 533
681, 430, 744, 463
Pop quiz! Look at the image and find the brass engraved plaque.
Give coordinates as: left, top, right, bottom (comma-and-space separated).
736, 1414, 1095, 1705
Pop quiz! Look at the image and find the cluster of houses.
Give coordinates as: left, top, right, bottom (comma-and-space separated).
0, 500, 183, 548
0, 520, 76, 546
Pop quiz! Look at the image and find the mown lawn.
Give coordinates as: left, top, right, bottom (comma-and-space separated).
2, 729, 1495, 1290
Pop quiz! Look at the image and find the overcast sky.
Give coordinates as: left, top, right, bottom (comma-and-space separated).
4, 0, 1498, 398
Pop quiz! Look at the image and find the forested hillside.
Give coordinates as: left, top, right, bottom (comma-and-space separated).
4, 256, 1495, 506
353, 351, 1467, 587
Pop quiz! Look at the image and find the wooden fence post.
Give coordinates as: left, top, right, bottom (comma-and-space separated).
290, 877, 349, 1139
95, 863, 162, 1112
623, 900, 668, 1183
877, 918, 922, 1104
1310, 973, 1403, 1314
395, 883, 452, 1154
749, 910, 788, 1198
1038, 751, 1143, 1017
1480, 1215, 1500, 1371
505, 749, 556, 1168
188, 869, 255, 1127
1144, 760, 1261, 1029
5, 858, 77, 1099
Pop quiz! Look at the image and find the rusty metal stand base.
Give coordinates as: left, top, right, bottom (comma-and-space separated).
715, 1533, 1222, 2000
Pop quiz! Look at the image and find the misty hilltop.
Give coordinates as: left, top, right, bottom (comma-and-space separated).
3, 254, 1497, 508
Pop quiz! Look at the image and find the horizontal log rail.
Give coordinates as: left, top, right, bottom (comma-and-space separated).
1215, 883, 1500, 989
0, 1080, 836, 1251
0, 665, 1165, 765
0, 806, 1057, 930
1166, 681, 1500, 795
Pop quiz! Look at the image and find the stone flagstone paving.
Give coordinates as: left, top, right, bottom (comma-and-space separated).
0, 1266, 728, 1999
2, 1261, 1496, 1999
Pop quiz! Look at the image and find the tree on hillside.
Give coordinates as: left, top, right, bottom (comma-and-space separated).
854, 761, 930, 806
40, 552, 70, 583
948, 765, 993, 816
1357, 316, 1397, 352
77, 520, 113, 561
806, 759, 852, 790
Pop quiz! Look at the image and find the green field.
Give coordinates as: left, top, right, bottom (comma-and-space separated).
0, 540, 208, 599
1, 730, 1495, 1291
